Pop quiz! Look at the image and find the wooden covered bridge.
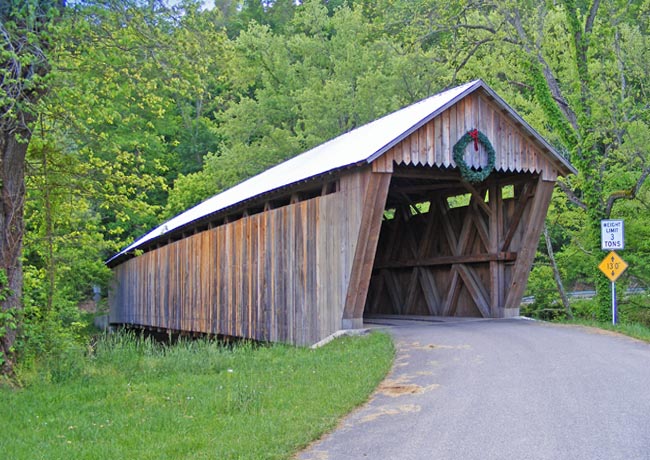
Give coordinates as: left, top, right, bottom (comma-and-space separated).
108, 80, 576, 345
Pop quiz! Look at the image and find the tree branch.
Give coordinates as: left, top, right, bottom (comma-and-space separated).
605, 166, 650, 217
452, 37, 495, 83
544, 223, 573, 319
585, 0, 601, 36
506, 80, 571, 108
557, 180, 587, 210
506, 7, 579, 132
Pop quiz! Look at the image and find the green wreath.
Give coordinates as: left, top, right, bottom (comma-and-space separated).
452, 129, 496, 183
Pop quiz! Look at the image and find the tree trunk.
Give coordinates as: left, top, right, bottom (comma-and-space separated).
543, 224, 573, 320
0, 0, 64, 378
0, 126, 30, 376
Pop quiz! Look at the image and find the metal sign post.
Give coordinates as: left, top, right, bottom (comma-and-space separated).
598, 251, 627, 325
611, 282, 617, 325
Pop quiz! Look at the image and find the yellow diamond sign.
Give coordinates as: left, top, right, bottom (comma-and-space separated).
598, 251, 628, 282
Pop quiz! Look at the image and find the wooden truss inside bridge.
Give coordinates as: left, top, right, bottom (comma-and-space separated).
365, 167, 554, 319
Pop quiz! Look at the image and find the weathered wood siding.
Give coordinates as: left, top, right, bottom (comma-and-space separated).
372, 92, 559, 181
110, 168, 382, 345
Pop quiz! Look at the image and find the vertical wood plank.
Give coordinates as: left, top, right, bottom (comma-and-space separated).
411, 130, 420, 166
434, 115, 443, 166
426, 120, 434, 166
464, 95, 473, 136
208, 228, 217, 334
269, 209, 278, 341
247, 217, 255, 338
488, 181, 500, 318
449, 104, 458, 159
441, 109, 450, 167
402, 139, 410, 165
293, 203, 305, 344
499, 120, 506, 172
224, 224, 232, 336
481, 96, 491, 168
419, 124, 427, 166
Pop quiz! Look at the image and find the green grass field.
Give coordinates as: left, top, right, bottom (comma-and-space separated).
1, 331, 394, 460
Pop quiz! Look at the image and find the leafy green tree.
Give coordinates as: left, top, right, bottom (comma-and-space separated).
46, 0, 230, 245
166, 0, 448, 214
19, 111, 113, 364
9, 0, 231, 371
383, 0, 650, 317
230, 0, 298, 35
1, 0, 65, 376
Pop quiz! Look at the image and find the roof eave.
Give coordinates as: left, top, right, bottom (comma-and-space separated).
476, 83, 578, 177
105, 160, 366, 268
365, 80, 485, 165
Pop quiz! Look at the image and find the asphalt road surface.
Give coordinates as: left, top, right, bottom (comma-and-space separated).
297, 318, 650, 460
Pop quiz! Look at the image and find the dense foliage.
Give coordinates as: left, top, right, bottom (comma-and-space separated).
1, 0, 649, 376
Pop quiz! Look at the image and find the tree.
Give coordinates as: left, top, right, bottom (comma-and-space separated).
166, 0, 449, 214
1, 0, 65, 376
51, 1, 231, 240
2, 0, 231, 375
382, 0, 650, 317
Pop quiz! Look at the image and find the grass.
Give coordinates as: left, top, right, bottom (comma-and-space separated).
523, 293, 650, 343
559, 318, 650, 343
552, 294, 650, 343
1, 331, 394, 460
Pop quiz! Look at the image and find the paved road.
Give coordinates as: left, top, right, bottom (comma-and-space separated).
297, 318, 650, 460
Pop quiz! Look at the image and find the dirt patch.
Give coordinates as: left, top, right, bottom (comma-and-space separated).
359, 404, 421, 423
404, 341, 471, 351
379, 383, 423, 396
378, 377, 440, 397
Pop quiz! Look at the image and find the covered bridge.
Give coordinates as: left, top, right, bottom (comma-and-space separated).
108, 80, 576, 345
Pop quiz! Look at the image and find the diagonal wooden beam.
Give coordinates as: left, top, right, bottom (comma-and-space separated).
404, 268, 421, 315
344, 171, 392, 322
435, 197, 458, 251
455, 204, 476, 256
418, 268, 441, 315
402, 214, 421, 259
501, 181, 535, 252
383, 269, 404, 315
441, 266, 462, 316
504, 177, 556, 310
382, 220, 399, 262
461, 181, 492, 217
457, 264, 491, 318
471, 202, 491, 251
419, 204, 439, 256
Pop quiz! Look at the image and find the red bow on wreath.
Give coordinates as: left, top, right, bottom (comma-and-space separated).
469, 129, 479, 151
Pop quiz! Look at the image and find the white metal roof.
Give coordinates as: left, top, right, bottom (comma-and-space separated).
108, 79, 574, 265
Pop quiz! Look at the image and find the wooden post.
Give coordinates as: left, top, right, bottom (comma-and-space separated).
503, 176, 555, 313
342, 172, 391, 328
488, 180, 501, 317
